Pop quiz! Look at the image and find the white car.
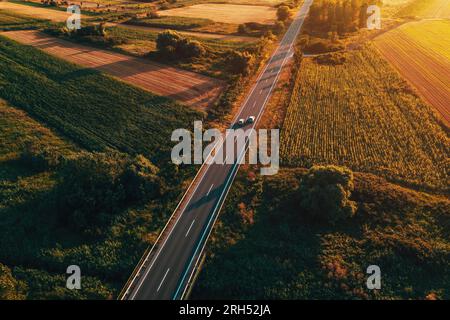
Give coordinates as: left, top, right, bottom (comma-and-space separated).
237, 118, 245, 126
247, 116, 255, 124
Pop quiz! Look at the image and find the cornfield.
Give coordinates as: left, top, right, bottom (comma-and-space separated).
280, 45, 449, 191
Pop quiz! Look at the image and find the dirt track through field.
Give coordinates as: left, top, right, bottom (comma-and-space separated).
374, 23, 450, 124
1, 30, 224, 109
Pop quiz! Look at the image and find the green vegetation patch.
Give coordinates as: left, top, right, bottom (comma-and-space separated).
0, 35, 201, 164
192, 167, 450, 299
0, 9, 52, 30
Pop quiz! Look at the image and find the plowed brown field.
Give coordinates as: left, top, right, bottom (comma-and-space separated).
374, 20, 450, 124
1, 30, 224, 109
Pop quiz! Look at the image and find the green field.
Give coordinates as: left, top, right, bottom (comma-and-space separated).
0, 9, 51, 30
0, 36, 204, 299
280, 46, 449, 191
0, 36, 201, 164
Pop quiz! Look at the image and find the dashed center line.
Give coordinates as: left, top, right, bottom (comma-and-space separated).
185, 220, 195, 237
207, 184, 214, 196
157, 268, 170, 292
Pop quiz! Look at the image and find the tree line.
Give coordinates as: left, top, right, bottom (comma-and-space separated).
307, 0, 383, 35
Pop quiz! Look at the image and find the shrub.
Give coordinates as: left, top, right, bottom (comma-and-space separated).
302, 37, 343, 54
156, 30, 205, 59
225, 50, 254, 75
273, 21, 285, 35
299, 165, 357, 225
19, 142, 61, 171
277, 5, 291, 22
0, 264, 27, 300
238, 24, 248, 34
148, 10, 160, 19
315, 52, 348, 65
55, 151, 162, 233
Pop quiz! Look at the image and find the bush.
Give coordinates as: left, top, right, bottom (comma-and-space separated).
156, 30, 205, 59
75, 23, 106, 37
273, 21, 285, 35
225, 50, 254, 75
299, 165, 357, 225
0, 264, 26, 300
302, 37, 343, 54
148, 10, 160, 19
277, 5, 291, 22
315, 52, 347, 65
19, 142, 61, 171
55, 151, 162, 233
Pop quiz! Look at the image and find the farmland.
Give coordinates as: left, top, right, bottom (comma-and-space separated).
0, 35, 201, 161
0, 1, 77, 22
0, 36, 209, 298
374, 20, 450, 124
280, 46, 449, 191
159, 4, 277, 24
395, 0, 450, 18
2, 30, 225, 109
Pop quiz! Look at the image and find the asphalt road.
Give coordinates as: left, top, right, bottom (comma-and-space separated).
125, 0, 314, 300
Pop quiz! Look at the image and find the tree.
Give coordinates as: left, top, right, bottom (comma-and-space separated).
55, 151, 162, 233
122, 154, 163, 202
273, 21, 285, 35
156, 30, 182, 56
277, 5, 291, 22
225, 50, 254, 75
299, 165, 357, 225
156, 30, 205, 59
0, 264, 26, 300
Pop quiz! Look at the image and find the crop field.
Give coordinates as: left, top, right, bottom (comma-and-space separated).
0, 35, 201, 162
2, 30, 225, 109
374, 20, 450, 124
395, 0, 450, 18
0, 1, 77, 22
280, 46, 449, 191
159, 4, 277, 24
165, 0, 285, 7
0, 9, 51, 30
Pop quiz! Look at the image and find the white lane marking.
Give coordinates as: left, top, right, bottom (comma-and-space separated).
129, 0, 313, 300
207, 184, 214, 196
175, 1, 313, 297
252, 101, 257, 108
185, 220, 195, 237
157, 268, 170, 292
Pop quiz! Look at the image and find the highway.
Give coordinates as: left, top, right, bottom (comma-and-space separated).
122, 0, 314, 300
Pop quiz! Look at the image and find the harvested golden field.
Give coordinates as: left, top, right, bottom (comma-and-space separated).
374, 20, 450, 123
2, 30, 224, 109
396, 0, 450, 18
0, 1, 79, 22
159, 4, 277, 24
280, 46, 449, 191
